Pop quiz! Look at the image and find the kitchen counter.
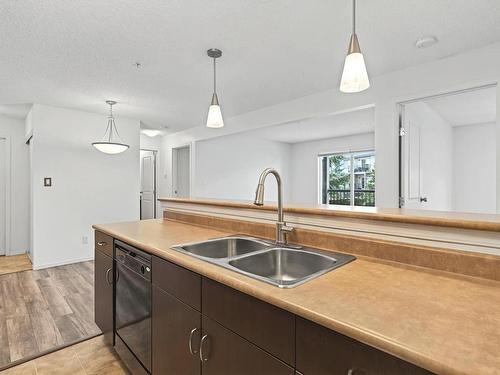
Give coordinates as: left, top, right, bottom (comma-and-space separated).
93, 219, 500, 375
160, 197, 500, 232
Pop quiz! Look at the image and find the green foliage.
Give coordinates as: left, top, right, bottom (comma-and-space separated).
328, 155, 350, 190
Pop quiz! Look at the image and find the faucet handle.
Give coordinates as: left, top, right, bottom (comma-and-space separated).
281, 224, 294, 233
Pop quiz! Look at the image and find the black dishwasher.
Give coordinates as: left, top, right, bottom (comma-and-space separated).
115, 240, 152, 374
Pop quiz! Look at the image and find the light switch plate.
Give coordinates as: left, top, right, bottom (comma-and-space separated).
44, 177, 52, 187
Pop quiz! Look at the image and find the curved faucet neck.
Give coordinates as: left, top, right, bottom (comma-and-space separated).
255, 168, 283, 223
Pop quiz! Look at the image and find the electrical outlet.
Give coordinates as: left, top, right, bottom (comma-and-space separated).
82, 236, 88, 245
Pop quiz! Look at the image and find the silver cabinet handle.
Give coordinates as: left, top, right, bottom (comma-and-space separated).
199, 334, 209, 362
348, 369, 364, 375
97, 241, 107, 246
105, 268, 113, 285
189, 328, 200, 355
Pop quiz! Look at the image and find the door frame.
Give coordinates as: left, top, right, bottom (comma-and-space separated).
0, 136, 12, 256
140, 148, 158, 219
397, 83, 497, 208
171, 143, 192, 198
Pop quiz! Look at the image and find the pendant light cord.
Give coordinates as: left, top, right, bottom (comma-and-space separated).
352, 0, 356, 34
213, 57, 217, 94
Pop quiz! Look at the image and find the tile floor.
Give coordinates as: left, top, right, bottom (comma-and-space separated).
0, 255, 32, 276
0, 335, 129, 375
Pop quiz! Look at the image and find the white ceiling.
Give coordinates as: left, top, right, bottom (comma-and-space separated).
1, 1, 500, 131
425, 86, 496, 127
251, 107, 374, 144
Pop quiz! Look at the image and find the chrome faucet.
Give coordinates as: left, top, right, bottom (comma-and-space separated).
254, 168, 293, 245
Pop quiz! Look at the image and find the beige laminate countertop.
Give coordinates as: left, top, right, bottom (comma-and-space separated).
160, 197, 500, 232
93, 219, 500, 375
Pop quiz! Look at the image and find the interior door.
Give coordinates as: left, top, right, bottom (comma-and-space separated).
173, 146, 190, 198
403, 119, 424, 209
140, 150, 156, 219
0, 138, 5, 255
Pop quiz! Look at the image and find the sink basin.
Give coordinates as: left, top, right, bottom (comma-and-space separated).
229, 248, 348, 288
171, 236, 355, 288
171, 237, 270, 259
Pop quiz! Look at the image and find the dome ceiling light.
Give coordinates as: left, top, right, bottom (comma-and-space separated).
92, 100, 129, 154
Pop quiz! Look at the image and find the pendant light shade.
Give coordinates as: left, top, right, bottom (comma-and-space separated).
206, 48, 224, 128
207, 93, 224, 128
340, 0, 370, 93
92, 101, 129, 154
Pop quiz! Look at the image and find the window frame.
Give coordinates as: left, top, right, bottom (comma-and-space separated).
317, 149, 375, 207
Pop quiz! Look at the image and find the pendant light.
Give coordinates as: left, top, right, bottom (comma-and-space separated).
206, 48, 224, 128
340, 0, 370, 93
92, 100, 129, 154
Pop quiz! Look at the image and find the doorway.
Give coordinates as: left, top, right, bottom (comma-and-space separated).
172, 145, 190, 198
140, 149, 157, 220
399, 84, 497, 213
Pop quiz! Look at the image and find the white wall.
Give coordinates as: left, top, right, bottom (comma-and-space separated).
160, 42, 500, 209
403, 102, 453, 211
140, 134, 163, 218
453, 122, 496, 213
290, 133, 375, 204
29, 104, 140, 269
194, 132, 291, 202
0, 115, 30, 255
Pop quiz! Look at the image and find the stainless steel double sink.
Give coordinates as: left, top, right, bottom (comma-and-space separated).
171, 236, 355, 288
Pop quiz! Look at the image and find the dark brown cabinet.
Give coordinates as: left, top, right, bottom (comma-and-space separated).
152, 285, 201, 375
95, 230, 113, 257
201, 315, 294, 375
94, 242, 113, 336
202, 277, 295, 365
152, 256, 201, 311
94, 234, 431, 375
296, 318, 433, 375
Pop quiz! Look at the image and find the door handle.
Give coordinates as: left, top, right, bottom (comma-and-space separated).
97, 241, 107, 246
188, 328, 200, 355
105, 268, 113, 285
199, 334, 210, 362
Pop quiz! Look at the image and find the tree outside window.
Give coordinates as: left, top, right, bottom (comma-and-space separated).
319, 151, 375, 207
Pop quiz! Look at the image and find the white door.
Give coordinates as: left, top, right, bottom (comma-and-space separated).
403, 119, 424, 209
173, 146, 190, 198
0, 138, 5, 255
140, 150, 156, 219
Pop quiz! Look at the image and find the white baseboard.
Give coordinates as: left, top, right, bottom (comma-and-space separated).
33, 255, 94, 270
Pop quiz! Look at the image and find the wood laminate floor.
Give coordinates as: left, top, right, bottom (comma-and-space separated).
0, 255, 32, 276
0, 335, 129, 375
0, 261, 100, 369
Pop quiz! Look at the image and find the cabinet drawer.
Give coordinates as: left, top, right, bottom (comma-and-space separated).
202, 278, 295, 366
95, 230, 113, 257
152, 256, 201, 311
202, 315, 294, 375
296, 318, 433, 375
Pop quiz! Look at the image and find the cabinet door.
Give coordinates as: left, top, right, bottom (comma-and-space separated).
152, 286, 201, 375
202, 278, 295, 365
296, 318, 433, 375
94, 249, 113, 334
201, 316, 294, 375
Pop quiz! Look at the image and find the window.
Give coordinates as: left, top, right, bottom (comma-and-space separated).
319, 151, 375, 207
